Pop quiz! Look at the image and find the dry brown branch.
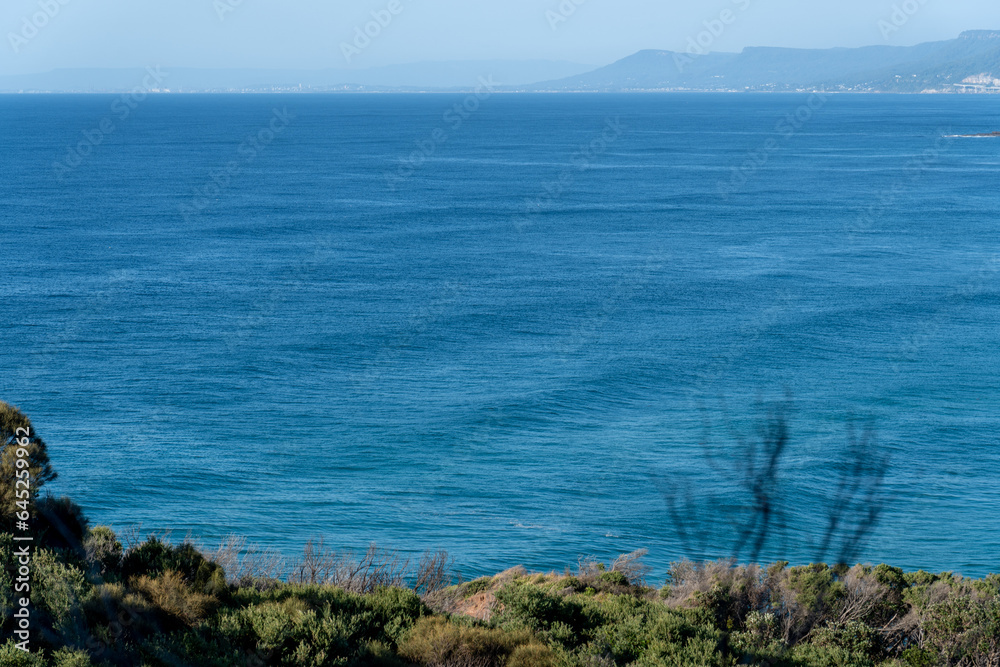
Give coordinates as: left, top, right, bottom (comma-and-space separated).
415, 550, 459, 595
288, 540, 410, 593
611, 550, 651, 587
836, 566, 889, 624
202, 534, 287, 584
116, 525, 144, 551
664, 559, 770, 620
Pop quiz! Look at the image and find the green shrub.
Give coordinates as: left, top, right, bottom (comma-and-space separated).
365, 586, 427, 643
597, 571, 629, 588
463, 577, 493, 597
398, 616, 555, 667
903, 572, 973, 616
590, 607, 649, 661
80, 582, 161, 655
32, 548, 90, 635
971, 574, 1000, 598
786, 564, 845, 613
0, 640, 46, 666
792, 641, 877, 667
630, 635, 731, 667
120, 538, 227, 598
493, 583, 581, 633
541, 586, 730, 665
903, 571, 938, 588
214, 584, 425, 664
866, 564, 909, 624
806, 621, 882, 661
355, 639, 407, 666
217, 600, 344, 663
921, 595, 1000, 665
165, 543, 228, 596
50, 647, 95, 667
692, 582, 744, 630
83, 526, 123, 578
730, 610, 785, 661
508, 642, 559, 667
131, 570, 218, 626
899, 647, 937, 667
120, 537, 174, 580
774, 564, 848, 642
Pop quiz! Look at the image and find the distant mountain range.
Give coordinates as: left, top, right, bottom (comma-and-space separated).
2, 31, 999, 93
527, 30, 1000, 93
0, 60, 593, 93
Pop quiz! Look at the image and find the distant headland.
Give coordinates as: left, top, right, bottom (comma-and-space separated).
1, 31, 999, 94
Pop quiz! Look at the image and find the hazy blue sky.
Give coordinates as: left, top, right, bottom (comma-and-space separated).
3, 0, 999, 75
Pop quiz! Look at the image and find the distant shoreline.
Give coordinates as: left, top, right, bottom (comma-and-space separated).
2, 89, 1000, 95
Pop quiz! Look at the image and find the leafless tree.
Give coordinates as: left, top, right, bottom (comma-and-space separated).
658, 397, 890, 567
415, 550, 459, 595
202, 534, 286, 584
816, 422, 890, 566
610, 549, 652, 587
730, 403, 791, 564
836, 565, 891, 625
659, 478, 712, 558
289, 540, 410, 593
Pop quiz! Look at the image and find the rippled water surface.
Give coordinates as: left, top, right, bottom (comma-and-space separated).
2, 93, 998, 577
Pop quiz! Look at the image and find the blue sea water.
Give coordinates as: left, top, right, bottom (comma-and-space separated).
1, 93, 998, 579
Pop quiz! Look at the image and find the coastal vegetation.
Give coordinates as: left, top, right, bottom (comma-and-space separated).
3, 402, 999, 666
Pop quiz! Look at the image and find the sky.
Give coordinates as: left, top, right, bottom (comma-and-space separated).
2, 0, 1000, 76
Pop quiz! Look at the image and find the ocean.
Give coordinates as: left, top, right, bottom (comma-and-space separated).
2, 93, 998, 579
